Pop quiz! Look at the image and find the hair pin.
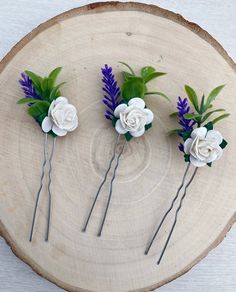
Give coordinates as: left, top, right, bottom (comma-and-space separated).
145, 84, 229, 264
82, 62, 170, 236
18, 68, 78, 241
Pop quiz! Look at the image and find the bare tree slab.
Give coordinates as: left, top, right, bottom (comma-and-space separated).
0, 2, 235, 292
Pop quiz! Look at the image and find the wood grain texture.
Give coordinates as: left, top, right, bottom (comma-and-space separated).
0, 1, 236, 292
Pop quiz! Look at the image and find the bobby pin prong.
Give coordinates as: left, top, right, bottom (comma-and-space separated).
29, 133, 48, 242
82, 134, 120, 232
157, 167, 198, 265
45, 137, 56, 242
97, 140, 126, 237
144, 162, 190, 255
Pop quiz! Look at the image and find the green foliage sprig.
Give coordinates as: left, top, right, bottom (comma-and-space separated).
181, 84, 229, 126
17, 67, 64, 136
119, 62, 170, 102
169, 84, 230, 135
169, 85, 229, 167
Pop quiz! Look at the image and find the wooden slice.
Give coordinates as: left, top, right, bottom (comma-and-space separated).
0, 2, 235, 291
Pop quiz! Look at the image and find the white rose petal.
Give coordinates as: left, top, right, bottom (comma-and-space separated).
212, 145, 223, 161
190, 155, 206, 167
184, 126, 224, 167
143, 108, 154, 124
128, 97, 145, 109
68, 115, 78, 131
42, 116, 52, 133
130, 127, 145, 137
52, 124, 67, 136
120, 107, 146, 131
54, 96, 68, 105
114, 104, 127, 118
113, 97, 153, 138
206, 130, 223, 144
48, 100, 55, 116
207, 151, 218, 163
42, 96, 78, 136
183, 138, 193, 154
191, 127, 207, 139
115, 119, 128, 134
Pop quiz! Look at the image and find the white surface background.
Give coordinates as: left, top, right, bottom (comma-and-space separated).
0, 0, 235, 291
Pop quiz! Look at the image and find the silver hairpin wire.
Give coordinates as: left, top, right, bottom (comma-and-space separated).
82, 134, 121, 232
144, 162, 191, 255
45, 137, 56, 242
97, 140, 126, 237
29, 133, 48, 242
157, 167, 198, 265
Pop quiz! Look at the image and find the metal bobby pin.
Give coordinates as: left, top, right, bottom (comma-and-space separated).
144, 162, 191, 255
29, 133, 48, 242
82, 134, 120, 232
97, 139, 126, 237
157, 167, 198, 265
45, 137, 56, 241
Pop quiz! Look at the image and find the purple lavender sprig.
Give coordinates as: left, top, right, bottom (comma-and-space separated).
101, 64, 121, 120
177, 96, 196, 152
19, 73, 41, 100
177, 96, 196, 132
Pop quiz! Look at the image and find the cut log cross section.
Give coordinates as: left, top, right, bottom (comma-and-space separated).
0, 2, 235, 292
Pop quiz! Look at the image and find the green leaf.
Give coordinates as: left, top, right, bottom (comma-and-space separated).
122, 77, 147, 100
220, 139, 228, 149
49, 82, 66, 102
184, 154, 190, 162
25, 68, 64, 101
119, 61, 135, 75
47, 67, 62, 90
183, 113, 201, 120
25, 70, 43, 93
40, 77, 52, 101
48, 67, 62, 85
17, 98, 41, 104
41, 77, 49, 92
112, 117, 118, 128
124, 132, 133, 142
207, 162, 212, 167
204, 85, 225, 110
46, 77, 55, 92
145, 123, 152, 131
169, 112, 178, 117
122, 71, 133, 81
182, 130, 192, 141
200, 95, 205, 113
204, 121, 213, 131
201, 108, 225, 123
145, 91, 170, 101
143, 72, 166, 83
212, 113, 230, 125
167, 128, 182, 135
140, 66, 155, 79
27, 101, 50, 124
184, 85, 199, 112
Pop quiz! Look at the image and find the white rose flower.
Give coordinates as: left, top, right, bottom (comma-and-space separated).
42, 96, 78, 136
114, 97, 154, 137
184, 127, 223, 167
